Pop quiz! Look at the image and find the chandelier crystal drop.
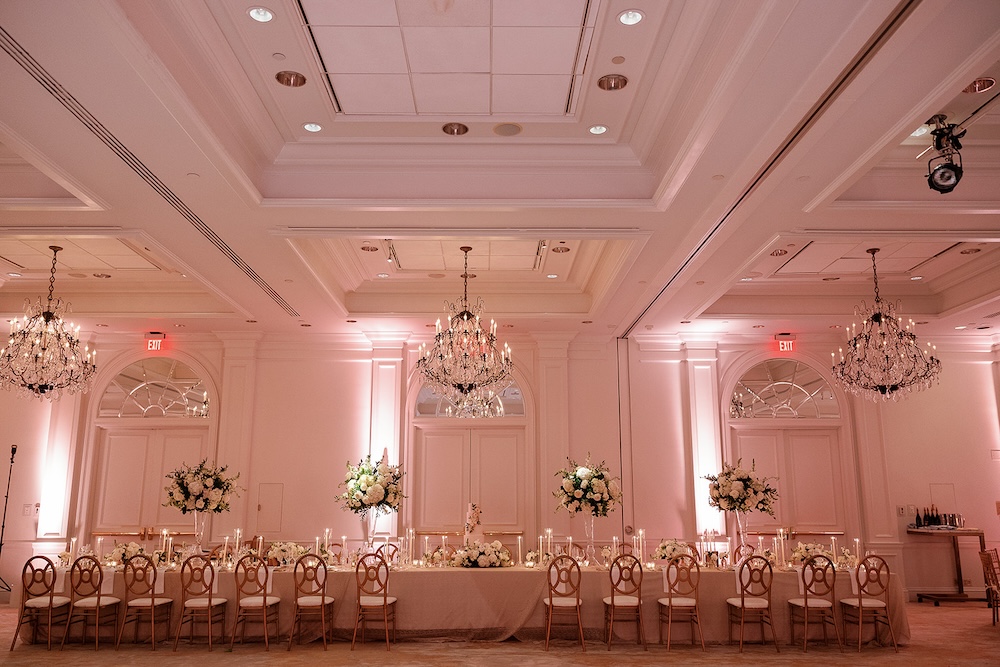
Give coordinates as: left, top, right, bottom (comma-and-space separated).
415, 246, 513, 416
831, 248, 941, 401
0, 245, 97, 399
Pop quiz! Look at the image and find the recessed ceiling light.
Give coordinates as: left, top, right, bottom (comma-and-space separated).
425, 324, 436, 328
551, 246, 570, 253
300, 323, 312, 327
977, 325, 991, 330
829, 325, 841, 329
618, 10, 643, 25
822, 277, 840, 281
680, 320, 691, 324
589, 125, 608, 135
442, 123, 468, 136
96, 323, 109, 328
377, 273, 389, 278
770, 249, 788, 256
740, 277, 753, 282
960, 247, 981, 254
963, 77, 996, 94
6, 272, 20, 277
910, 275, 923, 281
276, 71, 306, 87
910, 125, 930, 137
174, 324, 186, 328
248, 7, 274, 22
246, 320, 257, 323
753, 325, 765, 329
502, 324, 514, 328
428, 273, 446, 278
915, 321, 928, 325
93, 273, 111, 279
493, 123, 522, 136
955, 325, 967, 330
303, 122, 322, 132
360, 244, 378, 252
597, 74, 628, 91
546, 274, 558, 279
346, 320, 357, 323
582, 320, 593, 324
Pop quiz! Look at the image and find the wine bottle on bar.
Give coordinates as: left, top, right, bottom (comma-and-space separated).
923, 507, 930, 526
914, 510, 922, 528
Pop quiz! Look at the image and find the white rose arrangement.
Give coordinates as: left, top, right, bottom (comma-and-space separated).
651, 538, 692, 561
107, 541, 145, 565
267, 541, 309, 566
790, 541, 833, 565
704, 458, 778, 516
338, 455, 405, 517
554, 455, 622, 517
163, 459, 240, 514
451, 540, 512, 568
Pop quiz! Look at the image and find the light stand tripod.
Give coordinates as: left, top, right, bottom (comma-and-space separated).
0, 445, 15, 592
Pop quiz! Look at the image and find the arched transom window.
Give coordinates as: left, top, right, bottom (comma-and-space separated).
730, 359, 839, 419
414, 382, 525, 418
99, 357, 210, 418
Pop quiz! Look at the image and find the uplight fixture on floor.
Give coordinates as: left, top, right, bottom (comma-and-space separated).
0, 245, 97, 399
415, 246, 513, 417
831, 248, 940, 401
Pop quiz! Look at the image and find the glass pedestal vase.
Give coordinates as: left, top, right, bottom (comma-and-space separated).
584, 512, 597, 564
193, 512, 206, 552
734, 511, 749, 561
361, 512, 378, 551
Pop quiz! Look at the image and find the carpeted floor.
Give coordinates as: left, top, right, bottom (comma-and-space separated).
2, 600, 997, 665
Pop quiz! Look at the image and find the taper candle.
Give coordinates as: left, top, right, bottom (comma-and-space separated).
517, 535, 523, 565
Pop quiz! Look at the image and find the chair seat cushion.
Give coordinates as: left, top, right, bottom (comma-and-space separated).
128, 597, 173, 607
657, 596, 696, 608
25, 596, 70, 608
544, 597, 582, 607
788, 597, 832, 608
602, 595, 639, 607
239, 595, 281, 608
360, 595, 397, 606
726, 596, 769, 609
297, 595, 334, 607
73, 596, 121, 608
840, 597, 886, 609
185, 597, 227, 608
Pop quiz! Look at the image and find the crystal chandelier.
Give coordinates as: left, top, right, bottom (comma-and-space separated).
415, 246, 513, 415
831, 248, 941, 401
0, 245, 97, 399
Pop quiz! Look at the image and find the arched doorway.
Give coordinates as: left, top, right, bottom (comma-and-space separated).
725, 358, 860, 546
86, 357, 217, 547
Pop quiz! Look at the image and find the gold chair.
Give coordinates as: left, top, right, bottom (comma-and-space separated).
173, 555, 227, 651
116, 554, 172, 649
840, 554, 897, 652
375, 542, 399, 563
733, 543, 755, 563
980, 550, 1000, 626
788, 553, 841, 651
543, 554, 585, 651
60, 555, 121, 650
325, 542, 344, 564
288, 553, 335, 650
231, 554, 281, 650
657, 553, 705, 650
10, 556, 69, 650
603, 553, 646, 650
726, 554, 779, 652
352, 553, 396, 650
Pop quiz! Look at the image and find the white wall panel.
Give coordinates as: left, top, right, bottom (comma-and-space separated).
471, 429, 524, 530
413, 429, 469, 531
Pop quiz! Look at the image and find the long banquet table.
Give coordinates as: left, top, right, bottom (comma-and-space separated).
21, 563, 910, 647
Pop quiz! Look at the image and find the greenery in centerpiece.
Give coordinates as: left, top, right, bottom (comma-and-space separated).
108, 541, 145, 564
267, 541, 309, 566
650, 538, 692, 561
338, 454, 404, 517
163, 459, 240, 513
704, 458, 778, 515
554, 454, 622, 517
790, 541, 833, 565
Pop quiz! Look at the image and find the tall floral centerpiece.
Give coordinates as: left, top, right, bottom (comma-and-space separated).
554, 455, 622, 561
704, 459, 777, 548
163, 459, 240, 551
338, 453, 404, 547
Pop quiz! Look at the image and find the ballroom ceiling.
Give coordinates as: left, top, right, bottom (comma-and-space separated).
0, 0, 999, 348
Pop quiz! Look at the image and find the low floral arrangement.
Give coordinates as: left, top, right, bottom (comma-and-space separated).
267, 541, 309, 566
151, 549, 168, 566
319, 544, 342, 565
58, 551, 71, 567
836, 547, 859, 569
164, 459, 240, 514
759, 548, 778, 565
705, 458, 778, 515
601, 545, 616, 564
651, 538, 692, 561
339, 455, 404, 517
790, 541, 833, 565
525, 549, 554, 565
108, 541, 145, 564
423, 546, 451, 566
554, 455, 622, 517
452, 540, 512, 568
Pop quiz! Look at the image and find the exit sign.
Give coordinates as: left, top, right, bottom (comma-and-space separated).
778, 340, 794, 352
147, 338, 162, 351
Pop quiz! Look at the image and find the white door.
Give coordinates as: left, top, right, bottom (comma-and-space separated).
730, 427, 855, 538
91, 427, 212, 541
411, 427, 527, 536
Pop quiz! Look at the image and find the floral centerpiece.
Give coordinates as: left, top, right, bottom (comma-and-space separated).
338, 455, 404, 517
451, 540, 513, 568
790, 541, 833, 565
836, 547, 859, 569
554, 455, 622, 516
108, 541, 145, 565
423, 546, 451, 566
525, 549, 554, 566
267, 541, 309, 566
651, 538, 692, 561
164, 459, 241, 514
704, 458, 778, 546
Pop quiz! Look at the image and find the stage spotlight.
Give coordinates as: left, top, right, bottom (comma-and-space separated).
927, 155, 963, 194
924, 117, 966, 194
